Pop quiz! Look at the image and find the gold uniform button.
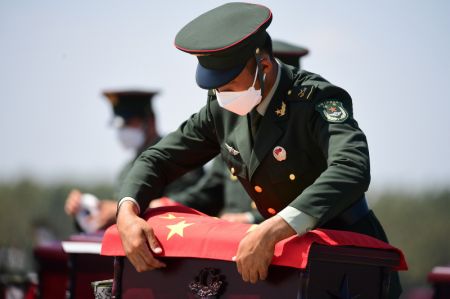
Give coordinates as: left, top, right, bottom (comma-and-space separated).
287, 89, 292, 95
230, 167, 235, 174
229, 173, 238, 181
254, 185, 263, 193
289, 174, 296, 181
267, 208, 276, 215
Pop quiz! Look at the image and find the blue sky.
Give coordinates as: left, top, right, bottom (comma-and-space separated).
1, 0, 449, 191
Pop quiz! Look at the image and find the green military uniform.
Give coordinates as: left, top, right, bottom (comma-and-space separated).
122, 63, 372, 223
171, 40, 309, 224
119, 3, 401, 298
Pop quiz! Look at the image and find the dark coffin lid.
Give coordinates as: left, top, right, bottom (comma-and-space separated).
33, 241, 68, 261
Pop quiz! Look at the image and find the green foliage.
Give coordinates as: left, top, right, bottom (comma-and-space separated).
372, 190, 450, 290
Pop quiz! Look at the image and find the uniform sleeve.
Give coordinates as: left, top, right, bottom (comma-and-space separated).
118, 102, 220, 214
289, 86, 371, 227
162, 167, 205, 198
277, 206, 317, 235
169, 156, 225, 216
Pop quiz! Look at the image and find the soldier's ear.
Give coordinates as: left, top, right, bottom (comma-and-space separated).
259, 55, 275, 76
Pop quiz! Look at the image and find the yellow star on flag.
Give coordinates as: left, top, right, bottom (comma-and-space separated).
160, 213, 183, 220
166, 220, 194, 240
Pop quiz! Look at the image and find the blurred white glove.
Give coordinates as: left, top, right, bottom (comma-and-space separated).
75, 193, 100, 233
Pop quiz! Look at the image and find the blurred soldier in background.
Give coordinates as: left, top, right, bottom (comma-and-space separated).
64, 91, 204, 232
158, 40, 309, 224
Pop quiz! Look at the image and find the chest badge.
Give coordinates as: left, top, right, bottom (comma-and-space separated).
273, 146, 287, 161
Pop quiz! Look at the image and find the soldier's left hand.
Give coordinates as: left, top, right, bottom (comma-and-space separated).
235, 215, 296, 284
235, 228, 275, 283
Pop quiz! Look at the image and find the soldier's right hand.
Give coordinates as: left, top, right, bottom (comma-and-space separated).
116, 200, 166, 272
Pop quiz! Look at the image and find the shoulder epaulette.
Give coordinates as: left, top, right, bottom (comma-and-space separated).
297, 84, 316, 101
287, 84, 317, 101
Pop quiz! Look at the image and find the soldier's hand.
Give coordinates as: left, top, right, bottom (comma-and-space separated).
235, 228, 275, 284
64, 189, 82, 216
235, 215, 296, 284
117, 200, 166, 272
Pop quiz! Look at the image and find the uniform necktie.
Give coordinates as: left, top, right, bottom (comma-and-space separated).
249, 109, 262, 142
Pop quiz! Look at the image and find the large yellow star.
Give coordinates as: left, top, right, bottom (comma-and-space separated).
159, 213, 183, 220
166, 220, 195, 240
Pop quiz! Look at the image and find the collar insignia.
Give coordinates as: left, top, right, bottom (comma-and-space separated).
275, 101, 286, 117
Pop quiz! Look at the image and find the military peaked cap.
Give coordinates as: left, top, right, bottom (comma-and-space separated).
103, 90, 158, 121
175, 2, 272, 89
272, 40, 309, 68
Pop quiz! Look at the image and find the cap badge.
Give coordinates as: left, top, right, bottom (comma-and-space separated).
273, 146, 286, 161
275, 101, 286, 117
224, 143, 239, 156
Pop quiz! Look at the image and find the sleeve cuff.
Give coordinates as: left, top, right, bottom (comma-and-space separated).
117, 197, 141, 216
277, 206, 317, 235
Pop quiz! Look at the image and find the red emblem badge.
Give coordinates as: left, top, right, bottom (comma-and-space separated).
273, 146, 286, 161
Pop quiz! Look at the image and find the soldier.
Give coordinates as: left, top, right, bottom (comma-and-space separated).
272, 39, 309, 69
115, 3, 401, 298
64, 90, 204, 232
167, 40, 309, 225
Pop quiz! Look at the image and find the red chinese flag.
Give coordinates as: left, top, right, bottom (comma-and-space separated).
101, 205, 407, 271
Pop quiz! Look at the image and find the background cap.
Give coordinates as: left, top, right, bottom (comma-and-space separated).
272, 39, 309, 68
102, 90, 158, 122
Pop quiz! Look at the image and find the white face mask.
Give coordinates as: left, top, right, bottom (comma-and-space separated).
117, 127, 145, 150
215, 66, 263, 116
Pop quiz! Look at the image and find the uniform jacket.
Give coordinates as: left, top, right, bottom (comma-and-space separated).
120, 62, 370, 228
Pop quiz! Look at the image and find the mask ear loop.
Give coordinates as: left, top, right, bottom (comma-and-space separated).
251, 65, 259, 87
255, 48, 265, 96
